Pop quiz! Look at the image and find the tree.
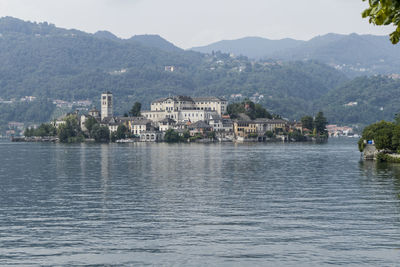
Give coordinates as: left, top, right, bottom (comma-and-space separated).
301, 116, 314, 130
362, 0, 400, 44
254, 103, 272, 119
358, 120, 396, 151
314, 112, 328, 134
164, 129, 181, 143
265, 131, 274, 138
226, 100, 271, 120
289, 129, 306, 142
91, 124, 110, 143
130, 102, 142, 117
24, 127, 34, 137
391, 124, 400, 152
57, 115, 83, 143
115, 124, 128, 140
85, 116, 98, 136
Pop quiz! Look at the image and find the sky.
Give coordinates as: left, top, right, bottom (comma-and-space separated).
0, 0, 394, 49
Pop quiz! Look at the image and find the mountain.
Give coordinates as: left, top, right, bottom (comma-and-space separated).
93, 30, 120, 41
315, 75, 400, 126
191, 33, 400, 76
128, 34, 182, 52
1, 16, 395, 131
191, 37, 303, 59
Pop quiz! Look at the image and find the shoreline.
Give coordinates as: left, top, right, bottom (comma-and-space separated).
9, 136, 329, 145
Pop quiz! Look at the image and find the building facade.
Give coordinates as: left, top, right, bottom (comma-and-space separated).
142, 96, 227, 123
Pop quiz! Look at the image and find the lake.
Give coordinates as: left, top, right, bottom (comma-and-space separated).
1, 138, 400, 266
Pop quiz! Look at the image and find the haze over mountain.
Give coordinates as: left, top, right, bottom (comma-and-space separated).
0, 16, 399, 132
128, 34, 182, 52
191, 33, 400, 76
191, 37, 304, 59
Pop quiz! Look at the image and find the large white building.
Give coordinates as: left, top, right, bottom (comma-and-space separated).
142, 96, 227, 123
101, 92, 113, 121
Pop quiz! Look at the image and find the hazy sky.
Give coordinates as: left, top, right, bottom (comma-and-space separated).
0, 0, 394, 48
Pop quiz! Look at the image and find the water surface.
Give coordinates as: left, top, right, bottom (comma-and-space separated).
1, 139, 400, 266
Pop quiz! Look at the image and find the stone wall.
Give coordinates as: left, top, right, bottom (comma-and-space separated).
363, 144, 378, 160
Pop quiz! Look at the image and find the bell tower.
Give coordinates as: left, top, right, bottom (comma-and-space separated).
101, 92, 113, 121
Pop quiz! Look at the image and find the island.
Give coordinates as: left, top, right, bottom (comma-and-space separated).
15, 92, 328, 144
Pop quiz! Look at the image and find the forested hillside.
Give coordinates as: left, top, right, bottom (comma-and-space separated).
316, 76, 400, 126
0, 16, 399, 132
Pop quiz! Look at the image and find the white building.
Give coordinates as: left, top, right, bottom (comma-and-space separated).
142, 95, 227, 123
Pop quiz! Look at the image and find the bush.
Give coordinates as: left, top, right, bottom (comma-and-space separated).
248, 133, 258, 138
265, 131, 274, 138
359, 120, 396, 151
164, 129, 182, 143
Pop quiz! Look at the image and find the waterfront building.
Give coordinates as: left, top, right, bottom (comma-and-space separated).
234, 119, 288, 138
188, 121, 213, 137
128, 117, 152, 135
140, 131, 164, 142
142, 95, 227, 123
157, 118, 176, 132
208, 114, 233, 133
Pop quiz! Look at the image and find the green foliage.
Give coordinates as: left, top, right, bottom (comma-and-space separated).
0, 99, 56, 129
91, 124, 110, 143
183, 130, 190, 139
317, 76, 400, 125
248, 133, 259, 138
301, 116, 314, 130
358, 138, 366, 152
359, 120, 396, 151
226, 103, 245, 119
84, 116, 98, 136
288, 129, 306, 141
392, 124, 400, 153
0, 18, 353, 130
362, 0, 400, 44
376, 152, 400, 163
265, 131, 274, 138
206, 131, 216, 139
24, 123, 56, 137
129, 102, 142, 117
227, 100, 272, 120
6, 17, 400, 128
164, 129, 183, 143
189, 133, 203, 142
314, 111, 328, 134
115, 124, 128, 140
57, 115, 84, 143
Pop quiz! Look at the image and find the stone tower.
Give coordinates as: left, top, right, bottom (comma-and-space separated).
101, 92, 113, 121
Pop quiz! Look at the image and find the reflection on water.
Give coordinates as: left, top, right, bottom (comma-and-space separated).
1, 139, 400, 265
360, 159, 400, 200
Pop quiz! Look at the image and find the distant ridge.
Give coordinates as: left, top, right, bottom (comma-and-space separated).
94, 30, 120, 41
128, 34, 182, 52
191, 36, 304, 58
191, 33, 400, 76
